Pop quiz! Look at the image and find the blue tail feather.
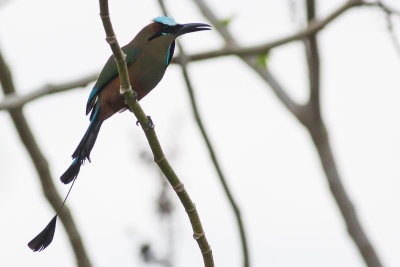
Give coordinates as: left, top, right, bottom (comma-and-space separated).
60, 104, 103, 184
60, 157, 82, 184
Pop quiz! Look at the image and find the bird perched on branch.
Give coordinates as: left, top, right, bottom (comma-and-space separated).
28, 16, 210, 252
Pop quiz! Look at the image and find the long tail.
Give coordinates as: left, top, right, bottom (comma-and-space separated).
60, 106, 103, 184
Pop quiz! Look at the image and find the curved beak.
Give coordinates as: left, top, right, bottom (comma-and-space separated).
177, 23, 211, 36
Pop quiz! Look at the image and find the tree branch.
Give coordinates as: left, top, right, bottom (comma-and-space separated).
192, 0, 384, 266
308, 118, 383, 267
98, 1, 214, 266
173, 0, 366, 63
0, 73, 97, 111
304, 0, 321, 124
157, 1, 250, 267
178, 46, 251, 267
300, 1, 383, 266
0, 50, 92, 267
0, 0, 369, 111
192, 0, 302, 120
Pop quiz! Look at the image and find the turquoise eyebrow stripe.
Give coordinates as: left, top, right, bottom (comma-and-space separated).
154, 15, 177, 26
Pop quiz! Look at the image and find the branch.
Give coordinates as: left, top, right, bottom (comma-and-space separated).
0, 0, 366, 111
192, 0, 384, 266
157, 1, 250, 267
304, 0, 321, 122
98, 1, 214, 266
172, 0, 366, 63
192, 0, 302, 119
178, 46, 251, 267
0, 73, 97, 111
300, 1, 383, 266
0, 50, 92, 267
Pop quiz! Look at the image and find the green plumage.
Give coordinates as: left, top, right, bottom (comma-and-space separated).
86, 46, 141, 115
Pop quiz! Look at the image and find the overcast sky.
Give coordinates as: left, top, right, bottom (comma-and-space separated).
1, 0, 400, 267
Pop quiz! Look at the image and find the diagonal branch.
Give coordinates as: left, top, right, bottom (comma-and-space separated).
98, 1, 214, 266
0, 50, 92, 267
157, 1, 250, 266
178, 47, 251, 267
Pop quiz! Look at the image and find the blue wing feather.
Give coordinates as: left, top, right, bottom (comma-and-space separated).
166, 40, 175, 66
86, 46, 141, 116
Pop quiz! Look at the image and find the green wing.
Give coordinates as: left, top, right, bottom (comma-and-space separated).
86, 46, 141, 115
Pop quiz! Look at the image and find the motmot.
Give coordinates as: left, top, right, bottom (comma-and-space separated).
28, 16, 210, 252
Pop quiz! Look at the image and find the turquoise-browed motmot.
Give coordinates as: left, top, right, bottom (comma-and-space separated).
28, 16, 210, 252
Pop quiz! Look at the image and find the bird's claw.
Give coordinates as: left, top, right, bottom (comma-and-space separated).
132, 90, 138, 102
146, 116, 154, 129
136, 116, 155, 130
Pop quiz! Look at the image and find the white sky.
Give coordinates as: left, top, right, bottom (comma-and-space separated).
0, 0, 399, 267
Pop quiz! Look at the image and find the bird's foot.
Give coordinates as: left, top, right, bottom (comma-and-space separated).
132, 90, 138, 102
136, 116, 154, 130
124, 90, 138, 108
146, 116, 155, 129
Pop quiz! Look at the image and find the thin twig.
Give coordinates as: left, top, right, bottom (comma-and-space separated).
178, 47, 251, 267
156, 1, 250, 266
0, 50, 92, 267
98, 1, 214, 266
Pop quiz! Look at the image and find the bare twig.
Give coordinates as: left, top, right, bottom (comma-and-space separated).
0, 73, 97, 111
157, 1, 250, 266
0, 50, 92, 267
98, 1, 214, 266
192, 0, 384, 266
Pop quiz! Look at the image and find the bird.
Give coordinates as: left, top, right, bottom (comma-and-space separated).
28, 16, 210, 252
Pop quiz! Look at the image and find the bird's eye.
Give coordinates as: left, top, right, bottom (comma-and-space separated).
148, 23, 181, 41
148, 32, 163, 41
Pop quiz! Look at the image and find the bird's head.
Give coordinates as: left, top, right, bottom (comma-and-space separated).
128, 16, 211, 66
147, 16, 211, 41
